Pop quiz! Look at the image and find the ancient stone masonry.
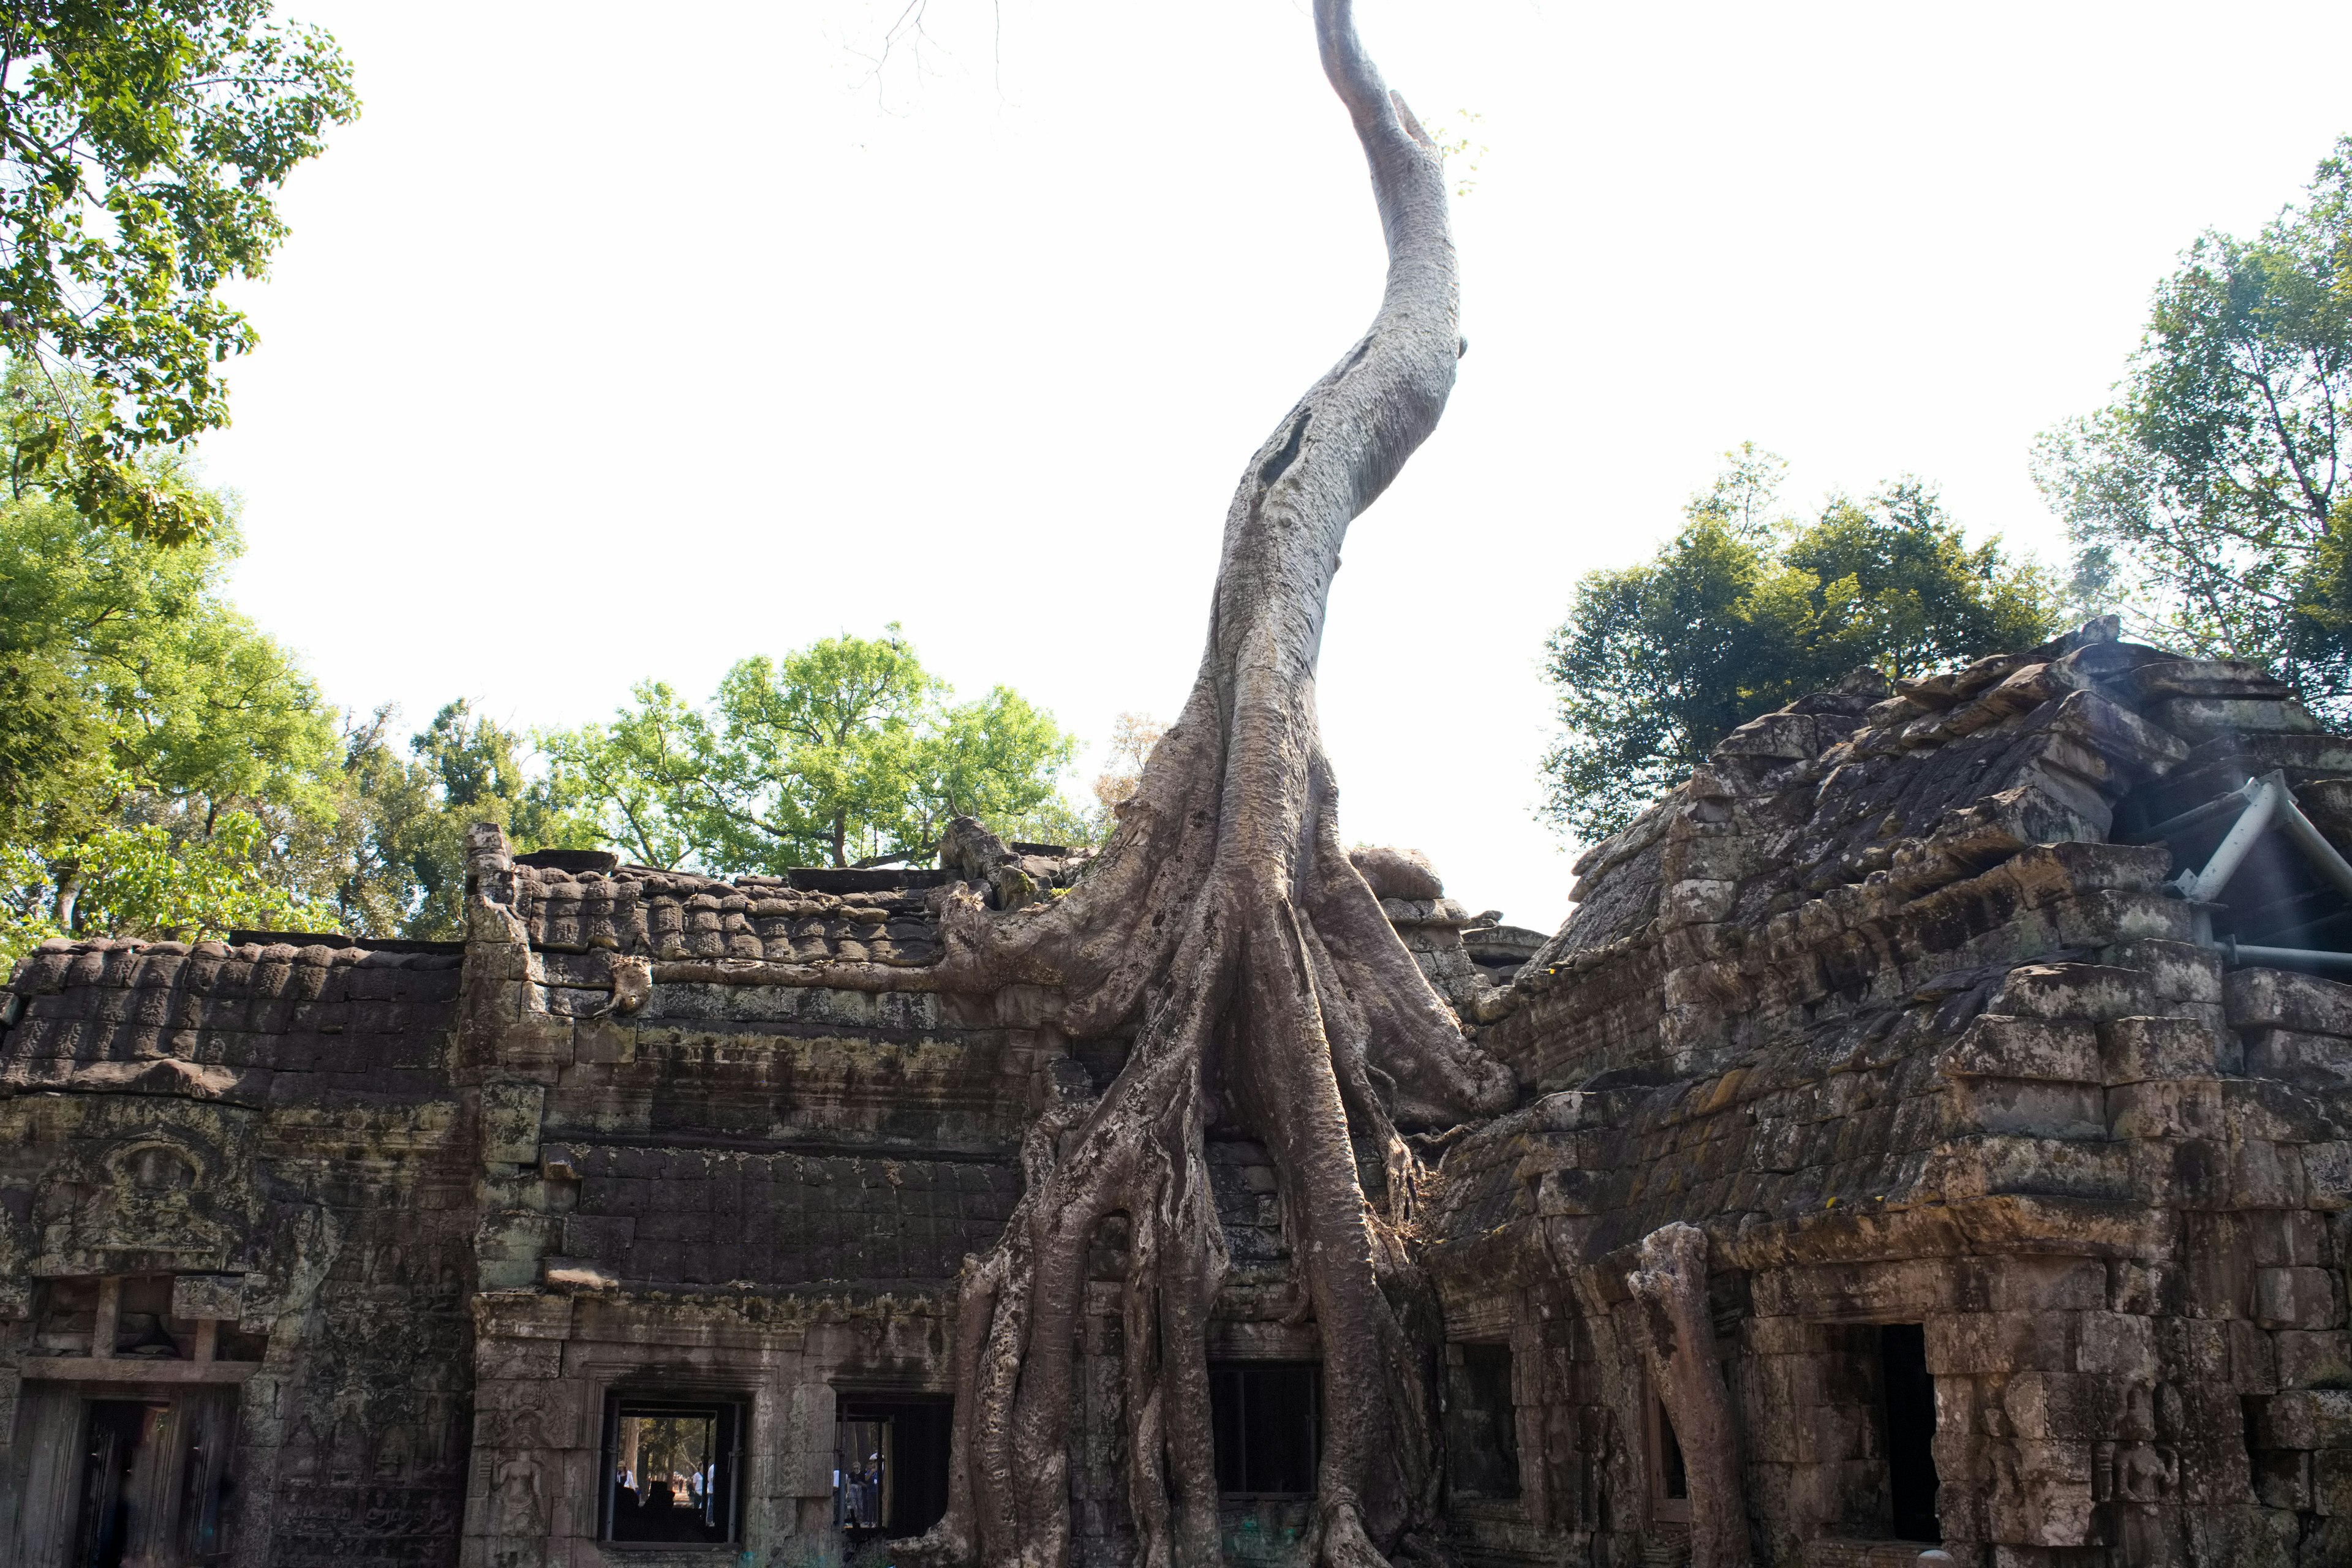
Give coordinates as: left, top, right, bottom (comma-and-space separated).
1423, 621, 2352, 1568
10, 619, 2352, 1568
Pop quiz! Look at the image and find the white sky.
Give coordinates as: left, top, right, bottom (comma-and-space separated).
201, 0, 2352, 935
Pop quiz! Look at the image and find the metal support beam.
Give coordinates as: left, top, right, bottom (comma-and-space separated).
2221, 940, 2352, 973
2174, 775, 2282, 902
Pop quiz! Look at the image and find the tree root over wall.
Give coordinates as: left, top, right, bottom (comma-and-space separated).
890, 4, 1516, 1566
1627, 1224, 1752, 1568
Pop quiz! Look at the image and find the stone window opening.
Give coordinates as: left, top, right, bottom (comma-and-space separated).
1644, 1389, 1690, 1526
599, 1395, 744, 1547
1209, 1363, 1321, 1496
833, 1396, 953, 1542
1880, 1324, 1940, 1543
1442, 1342, 1520, 1502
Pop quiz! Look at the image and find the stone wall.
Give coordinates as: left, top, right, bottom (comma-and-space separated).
1422, 629, 2352, 1568
10, 624, 2352, 1568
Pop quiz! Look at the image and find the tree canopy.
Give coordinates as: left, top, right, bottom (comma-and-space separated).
0, 1, 357, 543
2035, 135, 2351, 712
0, 399, 338, 954
535, 628, 1080, 871
1542, 446, 2056, 842
0, 368, 1079, 951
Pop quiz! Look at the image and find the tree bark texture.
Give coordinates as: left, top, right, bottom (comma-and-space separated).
1626, 1224, 1751, 1568
894, 6, 1515, 1567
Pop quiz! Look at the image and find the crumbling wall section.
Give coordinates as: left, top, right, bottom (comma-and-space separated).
0, 935, 474, 1568
1433, 633, 2352, 1568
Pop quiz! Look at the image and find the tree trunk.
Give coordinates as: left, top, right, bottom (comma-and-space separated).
900, 6, 1513, 1566
1626, 1224, 1751, 1568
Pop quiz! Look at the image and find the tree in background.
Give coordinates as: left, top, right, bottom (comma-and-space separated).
1089, 710, 1168, 826
323, 699, 589, 940
0, 1, 358, 543
0, 414, 339, 957
536, 628, 1079, 872
0, 364, 587, 952
1542, 446, 2056, 842
2035, 136, 2350, 711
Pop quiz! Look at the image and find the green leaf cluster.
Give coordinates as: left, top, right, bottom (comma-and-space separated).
0, 361, 583, 955
0, 396, 340, 959
536, 627, 1081, 872
1541, 445, 2056, 842
2034, 136, 2352, 712
0, 1, 358, 542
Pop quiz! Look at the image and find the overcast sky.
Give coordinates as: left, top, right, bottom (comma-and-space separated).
200, 0, 2352, 934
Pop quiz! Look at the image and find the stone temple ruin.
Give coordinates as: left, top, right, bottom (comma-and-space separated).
10, 618, 2352, 1567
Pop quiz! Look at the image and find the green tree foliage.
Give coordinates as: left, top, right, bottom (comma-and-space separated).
0, 363, 572, 952
0, 1, 357, 543
2035, 137, 2352, 710
538, 628, 1080, 872
0, 434, 341, 957
1542, 446, 2056, 842
320, 699, 586, 940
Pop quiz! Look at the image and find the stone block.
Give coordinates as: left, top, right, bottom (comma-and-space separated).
2128, 659, 2289, 701
1986, 1438, 2096, 1545
2232, 1319, 2281, 1395
480, 1081, 546, 1166
2100, 1016, 2223, 1084
169, 1273, 244, 1320
2002, 1371, 2134, 1440
1923, 1134, 2132, 1204
2106, 1078, 2223, 1140
1662, 878, 1738, 926
2320, 1449, 2352, 1515
2307, 1142, 2352, 1211
2049, 889, 2195, 945
475, 1338, 562, 1380
2226, 968, 2352, 1036
2255, 1447, 2313, 1511
1947, 1016, 2102, 1083
2148, 696, 2320, 741
2100, 940, 2223, 1004
1950, 1079, 2106, 1139
1993, 1257, 2110, 1314
2255, 1267, 2338, 1332
2073, 1312, 2157, 1379
2275, 1332, 2352, 1390
2247, 1208, 2323, 1268
1991, 965, 2158, 1023
2241, 1028, 2352, 1093
2004, 840, 2175, 900
2229, 1139, 2305, 1212
2252, 1389, 2352, 1449
1928, 1311, 2075, 1376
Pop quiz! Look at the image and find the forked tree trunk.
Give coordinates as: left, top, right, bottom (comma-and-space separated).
1626, 1224, 1750, 1568
904, 6, 1514, 1565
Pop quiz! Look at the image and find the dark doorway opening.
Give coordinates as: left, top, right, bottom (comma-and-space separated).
1444, 1344, 1520, 1501
71, 1393, 233, 1568
600, 1396, 744, 1544
1208, 1363, 1321, 1496
75, 1401, 163, 1568
1657, 1401, 1687, 1499
1880, 1324, 1940, 1541
834, 1396, 953, 1541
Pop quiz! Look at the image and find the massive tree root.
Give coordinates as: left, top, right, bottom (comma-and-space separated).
902, 6, 1513, 1566
1626, 1225, 1751, 1568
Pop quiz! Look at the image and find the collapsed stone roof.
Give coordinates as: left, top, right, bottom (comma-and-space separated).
1495, 618, 2351, 1054
1, 936, 463, 1102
